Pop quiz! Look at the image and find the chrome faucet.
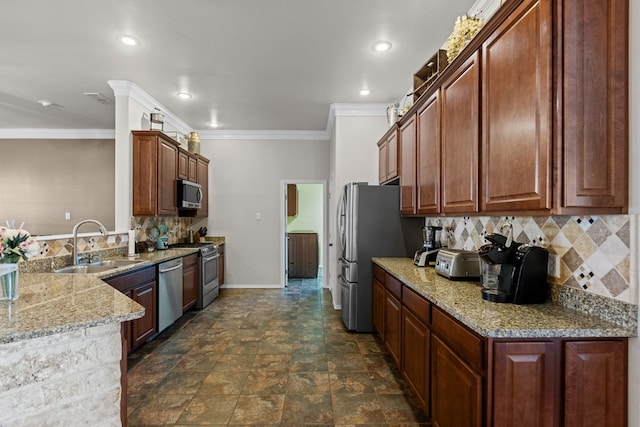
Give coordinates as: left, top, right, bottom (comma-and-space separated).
72, 219, 108, 265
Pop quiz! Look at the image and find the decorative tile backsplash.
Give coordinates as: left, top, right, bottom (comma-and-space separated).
30, 216, 193, 260
428, 215, 635, 304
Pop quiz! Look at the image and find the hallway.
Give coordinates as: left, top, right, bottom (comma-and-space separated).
126, 278, 429, 426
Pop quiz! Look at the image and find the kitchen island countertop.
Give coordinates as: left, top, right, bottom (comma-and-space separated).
0, 247, 200, 344
373, 257, 636, 339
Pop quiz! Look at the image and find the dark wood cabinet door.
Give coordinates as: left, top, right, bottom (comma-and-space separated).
431, 335, 483, 427
378, 139, 388, 184
188, 155, 198, 182
387, 131, 399, 181
182, 253, 198, 312
178, 149, 189, 180
196, 156, 209, 217
557, 0, 628, 213
158, 138, 178, 215
287, 184, 298, 216
482, 0, 552, 212
218, 244, 225, 285
441, 51, 480, 214
492, 340, 559, 427
372, 277, 385, 336
417, 91, 440, 215
399, 115, 417, 215
384, 291, 402, 366
564, 340, 627, 427
402, 308, 430, 415
132, 132, 159, 216
131, 280, 157, 350
288, 233, 318, 278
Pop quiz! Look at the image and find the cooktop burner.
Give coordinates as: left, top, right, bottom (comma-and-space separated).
169, 242, 217, 255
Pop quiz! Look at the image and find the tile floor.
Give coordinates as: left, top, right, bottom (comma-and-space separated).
126, 277, 430, 426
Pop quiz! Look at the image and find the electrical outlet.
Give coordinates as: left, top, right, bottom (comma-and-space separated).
547, 254, 561, 278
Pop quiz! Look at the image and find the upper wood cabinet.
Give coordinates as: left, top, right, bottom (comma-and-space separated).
441, 52, 480, 214
555, 0, 628, 213
195, 155, 209, 218
132, 131, 179, 216
481, 0, 552, 213
178, 148, 198, 182
399, 115, 417, 215
378, 126, 399, 184
416, 91, 441, 215
287, 184, 298, 216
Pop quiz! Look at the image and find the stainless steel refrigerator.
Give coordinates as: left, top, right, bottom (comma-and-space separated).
337, 182, 423, 332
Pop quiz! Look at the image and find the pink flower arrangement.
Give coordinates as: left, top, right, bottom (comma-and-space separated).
0, 222, 39, 263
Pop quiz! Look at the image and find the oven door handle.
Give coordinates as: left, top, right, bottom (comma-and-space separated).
203, 254, 219, 262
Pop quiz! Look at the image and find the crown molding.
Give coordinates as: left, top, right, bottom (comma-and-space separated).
107, 80, 192, 135
0, 102, 387, 141
0, 129, 115, 139
196, 129, 329, 141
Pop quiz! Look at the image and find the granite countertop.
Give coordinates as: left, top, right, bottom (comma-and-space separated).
373, 257, 636, 339
0, 247, 200, 344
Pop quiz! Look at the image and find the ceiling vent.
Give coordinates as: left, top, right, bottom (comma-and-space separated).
83, 92, 114, 106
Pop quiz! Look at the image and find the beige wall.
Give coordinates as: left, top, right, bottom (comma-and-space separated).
198, 138, 329, 287
0, 139, 115, 235
287, 183, 324, 266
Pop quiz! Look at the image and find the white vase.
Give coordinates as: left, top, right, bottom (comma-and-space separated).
0, 263, 19, 301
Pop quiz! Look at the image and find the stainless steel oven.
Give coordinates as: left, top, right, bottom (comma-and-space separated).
199, 246, 219, 308
169, 243, 219, 309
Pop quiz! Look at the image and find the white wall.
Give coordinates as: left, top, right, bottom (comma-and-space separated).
328, 111, 389, 307
198, 138, 329, 287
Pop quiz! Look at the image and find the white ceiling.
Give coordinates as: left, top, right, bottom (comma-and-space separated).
0, 0, 476, 133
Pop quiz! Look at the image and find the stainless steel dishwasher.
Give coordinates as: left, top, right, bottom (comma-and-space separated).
157, 258, 183, 333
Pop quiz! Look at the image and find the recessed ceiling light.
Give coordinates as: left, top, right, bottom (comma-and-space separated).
119, 35, 139, 46
37, 99, 53, 107
360, 89, 370, 96
208, 122, 220, 128
177, 92, 192, 99
372, 40, 392, 52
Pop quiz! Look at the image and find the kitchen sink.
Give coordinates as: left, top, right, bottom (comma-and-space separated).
53, 259, 146, 274
89, 259, 146, 268
54, 265, 117, 274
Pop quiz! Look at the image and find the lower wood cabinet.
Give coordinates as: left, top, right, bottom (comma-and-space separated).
432, 335, 483, 427
564, 340, 627, 427
372, 264, 628, 426
491, 341, 559, 427
182, 253, 198, 312
402, 307, 431, 414
218, 243, 225, 285
288, 232, 318, 278
104, 265, 157, 354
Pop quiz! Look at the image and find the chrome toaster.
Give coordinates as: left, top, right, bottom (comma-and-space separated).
435, 249, 481, 280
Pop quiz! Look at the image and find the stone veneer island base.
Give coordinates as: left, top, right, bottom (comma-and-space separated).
0, 272, 144, 426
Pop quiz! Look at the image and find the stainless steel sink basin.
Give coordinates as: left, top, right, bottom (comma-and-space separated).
89, 259, 146, 268
54, 265, 117, 274
53, 259, 146, 274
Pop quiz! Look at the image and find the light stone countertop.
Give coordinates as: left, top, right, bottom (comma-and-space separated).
0, 247, 200, 344
373, 257, 636, 339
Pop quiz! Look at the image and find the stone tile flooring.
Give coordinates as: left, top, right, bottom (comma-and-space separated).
126, 278, 430, 426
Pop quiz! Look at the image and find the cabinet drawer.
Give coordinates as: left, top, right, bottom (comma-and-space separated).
402, 286, 431, 326
104, 265, 155, 293
432, 306, 484, 373
385, 274, 402, 300
373, 263, 385, 283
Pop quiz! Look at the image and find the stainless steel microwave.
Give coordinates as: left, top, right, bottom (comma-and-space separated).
177, 179, 202, 209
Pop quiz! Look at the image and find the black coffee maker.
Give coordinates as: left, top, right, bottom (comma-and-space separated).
478, 229, 549, 304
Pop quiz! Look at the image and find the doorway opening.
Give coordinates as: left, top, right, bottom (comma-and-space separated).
280, 180, 327, 288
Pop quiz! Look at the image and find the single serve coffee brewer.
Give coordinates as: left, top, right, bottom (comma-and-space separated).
477, 225, 549, 304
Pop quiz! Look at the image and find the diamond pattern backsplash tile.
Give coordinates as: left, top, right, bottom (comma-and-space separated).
427, 215, 636, 304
